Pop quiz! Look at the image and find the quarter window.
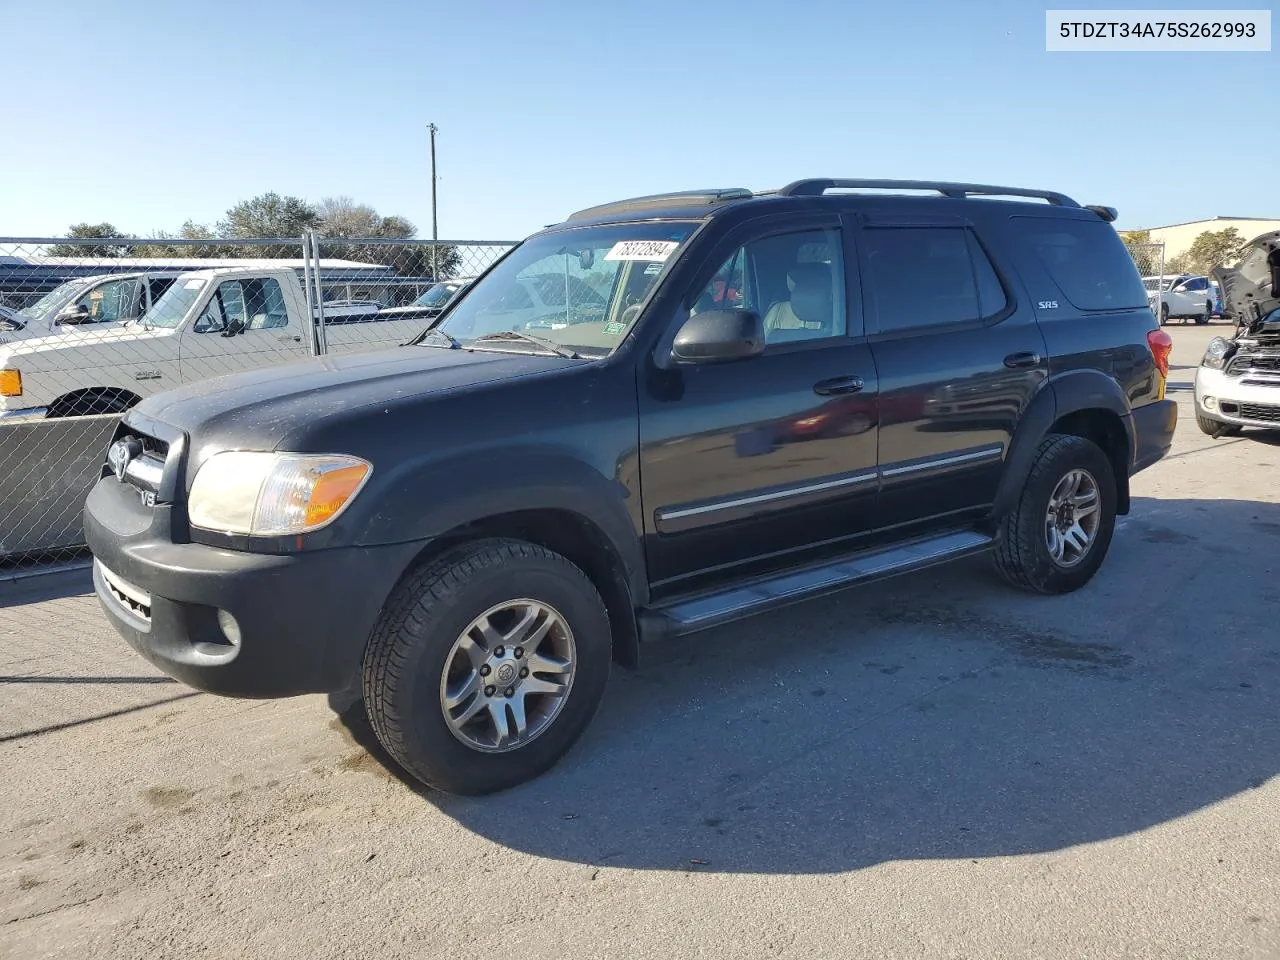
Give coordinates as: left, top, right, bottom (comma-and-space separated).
863, 227, 1006, 332
1011, 216, 1149, 311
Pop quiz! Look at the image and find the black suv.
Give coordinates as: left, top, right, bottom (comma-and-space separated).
83, 178, 1178, 795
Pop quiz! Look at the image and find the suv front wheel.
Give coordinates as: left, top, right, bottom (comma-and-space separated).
992, 433, 1118, 594
362, 538, 612, 795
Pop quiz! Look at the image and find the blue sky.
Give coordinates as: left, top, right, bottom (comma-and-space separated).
2, 0, 1273, 240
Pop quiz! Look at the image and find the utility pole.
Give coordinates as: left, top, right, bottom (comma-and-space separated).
428, 123, 439, 280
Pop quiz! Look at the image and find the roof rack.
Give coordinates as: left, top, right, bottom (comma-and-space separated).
567, 188, 754, 222
775, 178, 1081, 208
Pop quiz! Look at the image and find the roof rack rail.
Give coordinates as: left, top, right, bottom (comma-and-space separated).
775, 179, 1080, 208
567, 188, 754, 222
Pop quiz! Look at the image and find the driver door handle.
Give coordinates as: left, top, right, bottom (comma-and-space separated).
1003, 351, 1042, 369
813, 375, 865, 396
279, 335, 302, 342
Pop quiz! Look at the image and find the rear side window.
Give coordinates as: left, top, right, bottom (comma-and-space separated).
862, 226, 1008, 333
1012, 216, 1148, 311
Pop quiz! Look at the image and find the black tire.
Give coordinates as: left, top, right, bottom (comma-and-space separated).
1196, 302, 1211, 325
1196, 412, 1241, 438
362, 538, 611, 795
1159, 302, 1170, 326
992, 433, 1118, 595
46, 390, 137, 419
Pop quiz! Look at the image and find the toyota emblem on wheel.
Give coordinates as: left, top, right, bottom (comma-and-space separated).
107, 437, 142, 482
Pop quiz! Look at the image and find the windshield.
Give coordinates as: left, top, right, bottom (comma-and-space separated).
433, 222, 698, 356
23, 279, 92, 321
145, 277, 208, 328
414, 281, 465, 308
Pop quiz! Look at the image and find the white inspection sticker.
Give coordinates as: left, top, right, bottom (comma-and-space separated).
604, 240, 680, 262
184, 279, 204, 289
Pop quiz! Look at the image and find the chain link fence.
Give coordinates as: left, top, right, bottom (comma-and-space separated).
1125, 240, 1166, 280
1, 234, 515, 574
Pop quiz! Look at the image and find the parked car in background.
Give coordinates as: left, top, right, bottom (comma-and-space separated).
0, 272, 186, 343
375, 278, 475, 322
0, 266, 443, 420
1142, 274, 1215, 325
1197, 229, 1280, 437
82, 177, 1177, 796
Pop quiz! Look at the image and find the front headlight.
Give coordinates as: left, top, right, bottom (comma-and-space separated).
188, 451, 372, 537
1201, 337, 1233, 370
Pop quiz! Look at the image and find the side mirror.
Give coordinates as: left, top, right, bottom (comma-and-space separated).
671, 308, 765, 364
221, 318, 246, 337
56, 304, 91, 325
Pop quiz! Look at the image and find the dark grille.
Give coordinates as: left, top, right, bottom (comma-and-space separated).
116, 424, 169, 459
1237, 403, 1280, 424
1226, 353, 1280, 377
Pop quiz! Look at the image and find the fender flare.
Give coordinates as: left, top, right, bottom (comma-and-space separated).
990, 370, 1135, 523
347, 447, 648, 606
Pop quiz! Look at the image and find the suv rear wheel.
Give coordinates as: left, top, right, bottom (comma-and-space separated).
362, 538, 612, 795
992, 433, 1118, 594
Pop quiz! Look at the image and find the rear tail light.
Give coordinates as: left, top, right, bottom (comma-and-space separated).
1146, 329, 1173, 378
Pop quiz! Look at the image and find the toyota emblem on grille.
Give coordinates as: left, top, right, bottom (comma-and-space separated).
107, 437, 143, 482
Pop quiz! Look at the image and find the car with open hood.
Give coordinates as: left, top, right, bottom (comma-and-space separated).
1196, 230, 1280, 436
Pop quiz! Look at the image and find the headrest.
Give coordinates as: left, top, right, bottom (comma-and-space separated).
788, 263, 833, 327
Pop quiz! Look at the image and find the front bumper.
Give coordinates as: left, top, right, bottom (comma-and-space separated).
83, 477, 424, 698
1129, 398, 1178, 475
1194, 367, 1280, 429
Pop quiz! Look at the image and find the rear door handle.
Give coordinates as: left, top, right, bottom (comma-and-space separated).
279, 335, 302, 342
813, 375, 865, 396
1003, 351, 1042, 369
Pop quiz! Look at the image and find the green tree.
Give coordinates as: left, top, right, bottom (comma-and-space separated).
215, 192, 321, 257
315, 195, 461, 288
131, 220, 236, 259
1182, 227, 1243, 276
48, 222, 135, 258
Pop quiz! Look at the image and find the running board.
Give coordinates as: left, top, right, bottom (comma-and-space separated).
639, 530, 994, 640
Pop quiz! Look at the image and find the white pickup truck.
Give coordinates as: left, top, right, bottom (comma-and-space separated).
0, 266, 436, 420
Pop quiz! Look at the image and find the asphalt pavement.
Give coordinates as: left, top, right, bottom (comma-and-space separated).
1, 322, 1277, 960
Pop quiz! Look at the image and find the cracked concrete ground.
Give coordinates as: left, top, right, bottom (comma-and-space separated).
1, 324, 1277, 960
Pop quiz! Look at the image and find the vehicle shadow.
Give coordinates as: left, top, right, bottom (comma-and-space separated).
333, 495, 1280, 874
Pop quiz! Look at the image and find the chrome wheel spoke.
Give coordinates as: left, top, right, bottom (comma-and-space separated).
505, 604, 554, 649
527, 652, 572, 676
487, 699, 513, 747
449, 684, 488, 727
521, 675, 567, 697
1063, 523, 1090, 555
1074, 500, 1100, 520
457, 632, 491, 669
471, 618, 504, 655
507, 694, 530, 739
443, 670, 481, 710
1046, 525, 1065, 562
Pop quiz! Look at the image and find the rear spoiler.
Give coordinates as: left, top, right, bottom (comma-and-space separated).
1085, 205, 1118, 222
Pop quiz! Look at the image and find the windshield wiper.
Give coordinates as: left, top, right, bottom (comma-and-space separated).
471, 330, 579, 358
417, 326, 461, 349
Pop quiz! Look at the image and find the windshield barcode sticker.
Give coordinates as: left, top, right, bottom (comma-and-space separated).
604, 240, 679, 262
